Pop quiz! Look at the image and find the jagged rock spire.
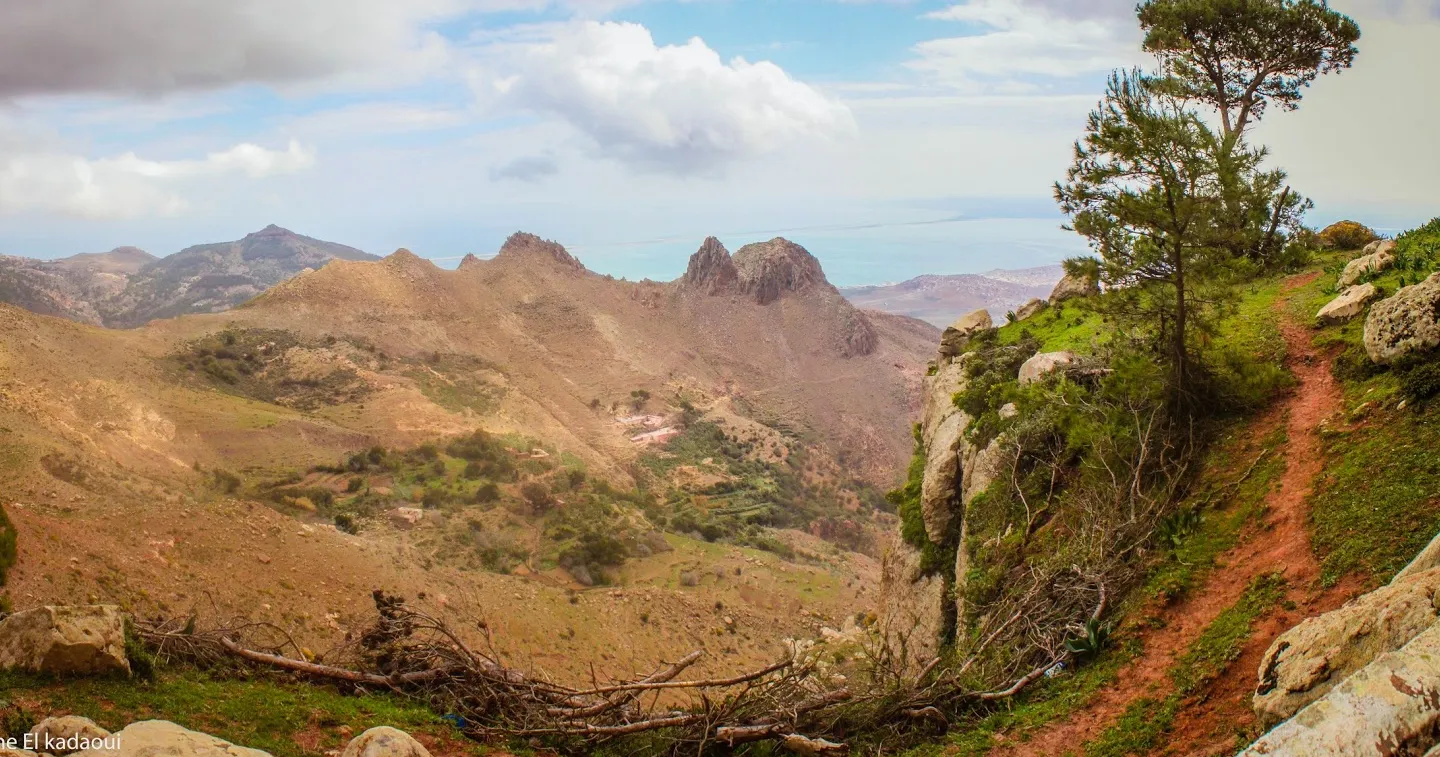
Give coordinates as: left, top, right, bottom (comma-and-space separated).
680, 237, 739, 294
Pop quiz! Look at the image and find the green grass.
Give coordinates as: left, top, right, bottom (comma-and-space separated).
1144, 423, 1287, 603
1309, 410, 1440, 584
0, 670, 478, 757
1169, 573, 1287, 694
1080, 695, 1181, 757
935, 639, 1140, 757
996, 301, 1109, 354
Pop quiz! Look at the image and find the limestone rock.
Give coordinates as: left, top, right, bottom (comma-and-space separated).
1049, 270, 1098, 304
679, 237, 739, 295
1253, 567, 1440, 725
938, 310, 992, 358
29, 717, 111, 755
998, 402, 1018, 419
919, 411, 967, 542
1394, 530, 1440, 584
962, 437, 1007, 505
1240, 622, 1440, 757
1019, 351, 1077, 385
1315, 283, 1380, 326
1364, 272, 1440, 364
0, 605, 130, 676
878, 534, 945, 668
70, 721, 268, 757
340, 727, 432, 757
1015, 298, 1047, 321
1338, 239, 1395, 287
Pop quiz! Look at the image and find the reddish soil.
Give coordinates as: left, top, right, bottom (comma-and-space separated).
993, 271, 1362, 757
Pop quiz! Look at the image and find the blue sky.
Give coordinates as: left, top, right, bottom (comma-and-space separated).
0, 0, 1436, 286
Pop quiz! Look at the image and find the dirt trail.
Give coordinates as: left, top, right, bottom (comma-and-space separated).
992, 272, 1358, 757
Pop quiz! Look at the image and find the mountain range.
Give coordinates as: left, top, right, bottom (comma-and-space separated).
839, 265, 1065, 327
0, 225, 376, 328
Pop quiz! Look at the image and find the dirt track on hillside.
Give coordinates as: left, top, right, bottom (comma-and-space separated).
992, 271, 1362, 757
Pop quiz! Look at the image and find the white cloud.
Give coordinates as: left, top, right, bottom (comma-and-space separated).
912, 0, 1144, 91
479, 21, 856, 173
0, 137, 315, 219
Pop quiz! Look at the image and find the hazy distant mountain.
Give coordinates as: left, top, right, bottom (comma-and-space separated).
840, 265, 1064, 327
0, 225, 376, 328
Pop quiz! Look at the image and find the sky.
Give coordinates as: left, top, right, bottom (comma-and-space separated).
0, 0, 1436, 286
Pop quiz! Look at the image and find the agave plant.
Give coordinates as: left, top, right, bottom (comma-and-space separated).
1156, 506, 1201, 552
1065, 618, 1111, 660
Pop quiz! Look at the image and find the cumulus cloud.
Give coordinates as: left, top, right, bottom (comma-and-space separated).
482, 21, 856, 173
490, 154, 560, 182
912, 0, 1145, 91
0, 138, 315, 219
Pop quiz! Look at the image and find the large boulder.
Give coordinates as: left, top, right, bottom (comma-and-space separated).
340, 727, 432, 757
1240, 621, 1440, 757
70, 721, 269, 757
1364, 272, 1440, 364
1048, 270, 1098, 304
1015, 298, 1047, 321
938, 310, 992, 358
28, 717, 112, 755
1253, 567, 1440, 725
1338, 239, 1396, 288
1019, 351, 1077, 385
1315, 283, 1380, 326
0, 606, 130, 676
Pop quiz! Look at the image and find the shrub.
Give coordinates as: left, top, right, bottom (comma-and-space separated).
0, 505, 16, 588
473, 482, 501, 504
1318, 220, 1379, 250
334, 513, 359, 534
520, 481, 554, 513
345, 477, 364, 493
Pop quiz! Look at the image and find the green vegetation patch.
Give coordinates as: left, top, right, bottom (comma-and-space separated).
170, 328, 372, 410
996, 299, 1109, 354
0, 504, 16, 590
401, 353, 506, 416
0, 670, 463, 757
1169, 572, 1287, 694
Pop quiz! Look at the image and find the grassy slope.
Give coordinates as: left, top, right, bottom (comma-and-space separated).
1282, 244, 1440, 585
0, 671, 488, 757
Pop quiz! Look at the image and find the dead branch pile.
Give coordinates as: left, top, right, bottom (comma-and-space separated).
137, 587, 1107, 755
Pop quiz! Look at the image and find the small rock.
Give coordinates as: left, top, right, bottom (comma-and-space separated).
1049, 270, 1099, 304
29, 716, 111, 755
1315, 283, 1380, 326
339, 727, 431, 757
1019, 351, 1077, 385
998, 402, 1019, 419
938, 310, 993, 357
1015, 298, 1047, 321
1338, 240, 1395, 288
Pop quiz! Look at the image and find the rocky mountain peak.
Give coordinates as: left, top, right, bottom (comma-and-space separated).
458, 253, 484, 270
732, 237, 832, 305
496, 232, 586, 273
680, 237, 739, 294
246, 224, 295, 239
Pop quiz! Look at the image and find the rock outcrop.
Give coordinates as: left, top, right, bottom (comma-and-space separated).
919, 356, 971, 542
878, 535, 946, 666
1338, 239, 1396, 287
495, 232, 587, 273
0, 605, 130, 676
679, 237, 740, 295
1253, 567, 1440, 725
1240, 622, 1440, 757
1364, 272, 1440, 364
340, 727, 432, 757
71, 721, 267, 757
1015, 298, 1047, 321
1019, 351, 1077, 385
732, 238, 830, 305
938, 310, 992, 359
1315, 283, 1380, 326
1049, 270, 1099, 304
